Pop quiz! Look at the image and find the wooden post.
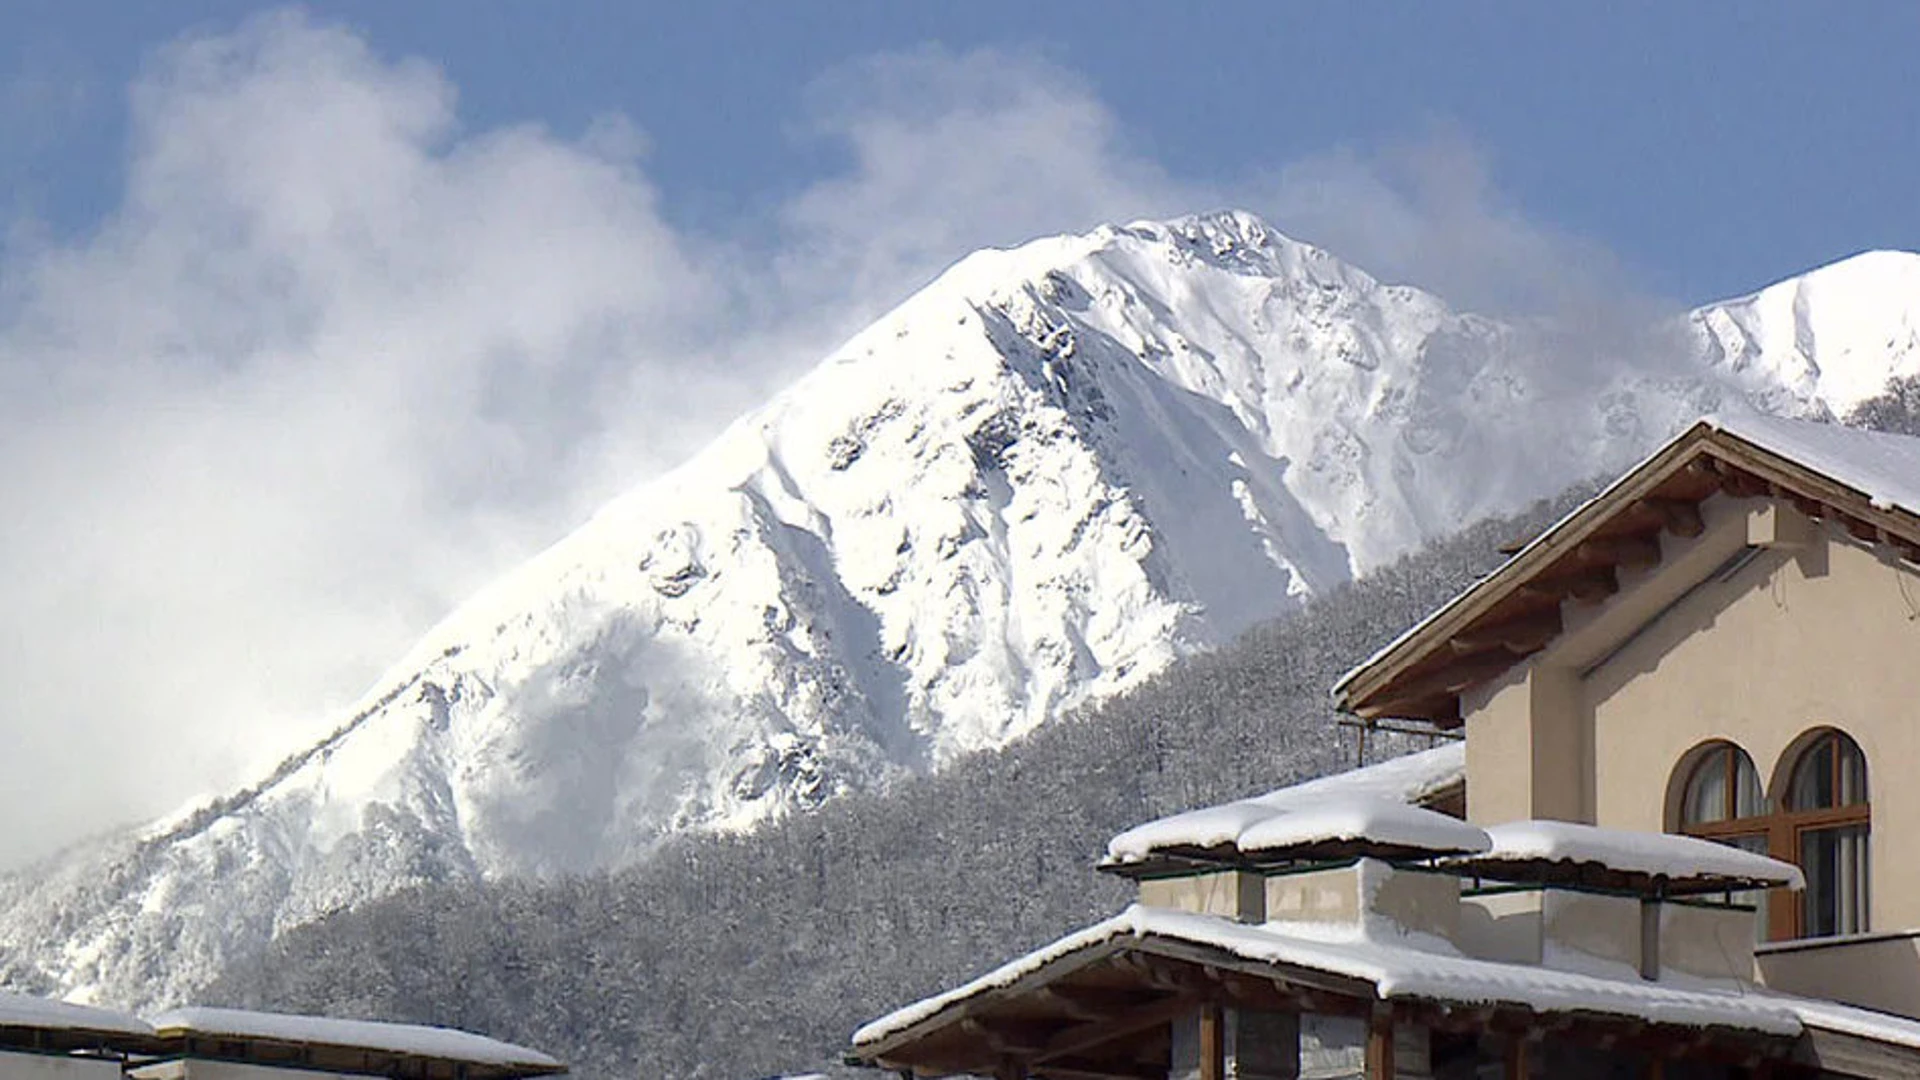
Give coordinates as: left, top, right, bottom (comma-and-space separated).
1198, 1004, 1225, 1080
1505, 1035, 1530, 1079
1366, 1006, 1395, 1080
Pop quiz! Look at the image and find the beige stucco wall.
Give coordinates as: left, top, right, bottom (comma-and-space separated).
1584, 508, 1920, 931
1139, 870, 1266, 921
1457, 889, 1545, 965
1758, 934, 1920, 1016
1462, 495, 1920, 938
1263, 865, 1359, 927
1368, 864, 1461, 941
1660, 902, 1755, 985
1540, 889, 1641, 974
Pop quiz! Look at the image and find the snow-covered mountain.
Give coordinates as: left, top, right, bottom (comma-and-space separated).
3, 212, 1917, 1009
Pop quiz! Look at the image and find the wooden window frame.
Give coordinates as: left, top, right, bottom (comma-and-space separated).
1674, 734, 1870, 941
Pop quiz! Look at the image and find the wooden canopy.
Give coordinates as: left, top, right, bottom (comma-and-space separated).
0, 1022, 165, 1061
1334, 419, 1920, 728
849, 927, 1802, 1079
145, 1034, 564, 1080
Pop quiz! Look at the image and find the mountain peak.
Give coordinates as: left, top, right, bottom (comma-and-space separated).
8, 216, 1920, 1011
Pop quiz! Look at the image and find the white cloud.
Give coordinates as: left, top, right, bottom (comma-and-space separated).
776, 46, 1197, 310
0, 12, 731, 862
1253, 125, 1680, 328
0, 13, 1659, 866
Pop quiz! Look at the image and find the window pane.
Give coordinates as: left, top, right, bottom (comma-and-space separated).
1734, 752, 1763, 818
1838, 736, 1868, 806
1790, 737, 1837, 811
1801, 824, 1870, 937
1683, 751, 1729, 825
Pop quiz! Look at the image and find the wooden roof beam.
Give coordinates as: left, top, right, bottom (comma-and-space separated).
1361, 649, 1530, 718
1034, 986, 1165, 1023
1371, 649, 1534, 711
1718, 468, 1770, 499
1640, 496, 1704, 538
1448, 607, 1562, 654
960, 1017, 1053, 1058
1033, 994, 1195, 1065
1576, 532, 1662, 570
1037, 1059, 1167, 1080
1517, 564, 1617, 604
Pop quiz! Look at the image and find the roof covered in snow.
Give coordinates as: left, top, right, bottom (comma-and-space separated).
0, 992, 154, 1043
851, 902, 1805, 1052
1103, 745, 1469, 875
149, 1007, 563, 1075
1335, 414, 1920, 725
1444, 820, 1805, 894
1709, 412, 1920, 518
852, 899, 1920, 1072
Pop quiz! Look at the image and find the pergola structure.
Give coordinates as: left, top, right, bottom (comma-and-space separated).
849, 913, 1811, 1079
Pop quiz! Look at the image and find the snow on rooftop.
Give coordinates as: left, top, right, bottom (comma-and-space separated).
1453, 820, 1805, 890
1104, 745, 1468, 864
148, 1008, 561, 1070
1334, 413, 1920, 699
0, 992, 152, 1039
852, 902, 1804, 1048
1236, 799, 1488, 856
1782, 995, 1920, 1052
1706, 412, 1920, 519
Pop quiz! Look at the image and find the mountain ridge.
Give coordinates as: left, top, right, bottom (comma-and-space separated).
4, 212, 1918, 1010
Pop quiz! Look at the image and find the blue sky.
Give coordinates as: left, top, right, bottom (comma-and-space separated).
6, 3, 1918, 305
0, 3, 1914, 860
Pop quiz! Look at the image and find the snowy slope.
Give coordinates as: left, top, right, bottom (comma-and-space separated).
0, 214, 1913, 1009
1692, 249, 1920, 414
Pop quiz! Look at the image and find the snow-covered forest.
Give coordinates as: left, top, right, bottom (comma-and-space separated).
202, 484, 1588, 1079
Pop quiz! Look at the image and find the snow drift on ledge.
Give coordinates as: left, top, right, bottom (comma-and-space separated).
3, 212, 1918, 1010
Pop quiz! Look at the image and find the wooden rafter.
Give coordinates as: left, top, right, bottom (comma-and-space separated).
1575, 532, 1662, 569
1031, 994, 1194, 1065
1447, 606, 1562, 654
1516, 563, 1618, 604
1640, 496, 1704, 537
1340, 419, 1920, 725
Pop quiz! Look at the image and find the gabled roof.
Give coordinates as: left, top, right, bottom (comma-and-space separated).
849, 902, 1920, 1079
849, 903, 1812, 1076
1334, 415, 1920, 726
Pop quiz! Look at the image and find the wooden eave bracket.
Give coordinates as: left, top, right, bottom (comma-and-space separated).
1341, 422, 1920, 723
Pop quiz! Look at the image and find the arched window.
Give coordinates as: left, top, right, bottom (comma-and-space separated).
1669, 732, 1871, 940
1673, 743, 1773, 935
1783, 730, 1870, 937
1677, 742, 1765, 830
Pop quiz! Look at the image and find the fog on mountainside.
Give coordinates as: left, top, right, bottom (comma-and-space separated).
204, 487, 1595, 1080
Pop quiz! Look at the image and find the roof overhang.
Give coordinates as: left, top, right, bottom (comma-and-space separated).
849, 910, 1805, 1079
0, 1024, 167, 1061
1334, 418, 1920, 727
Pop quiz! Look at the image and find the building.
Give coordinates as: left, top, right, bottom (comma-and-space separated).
0, 994, 163, 1080
848, 415, 1920, 1079
0, 996, 563, 1080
